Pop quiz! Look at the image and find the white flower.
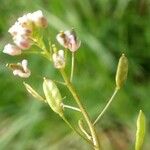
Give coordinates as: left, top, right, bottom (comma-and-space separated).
31, 10, 48, 28
3, 44, 22, 56
8, 21, 32, 50
13, 35, 32, 50
8, 59, 31, 78
32, 10, 43, 19
18, 14, 31, 24
18, 13, 33, 29
9, 23, 32, 37
56, 29, 81, 52
8, 22, 20, 36
7, 10, 47, 55
52, 50, 65, 69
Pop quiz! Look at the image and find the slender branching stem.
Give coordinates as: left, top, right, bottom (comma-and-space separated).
53, 80, 66, 85
93, 88, 119, 125
70, 52, 75, 82
63, 104, 81, 112
61, 115, 93, 145
78, 120, 92, 140
60, 69, 101, 150
43, 49, 101, 149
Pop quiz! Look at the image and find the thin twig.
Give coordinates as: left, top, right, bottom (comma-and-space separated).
63, 104, 81, 112
93, 88, 119, 125
70, 52, 75, 82
61, 116, 93, 145
78, 119, 92, 140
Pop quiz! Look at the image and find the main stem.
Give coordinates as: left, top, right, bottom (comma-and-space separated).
60, 69, 101, 150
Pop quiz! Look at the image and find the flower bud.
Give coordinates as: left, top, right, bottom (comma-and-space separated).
18, 13, 33, 30
43, 78, 63, 116
56, 29, 81, 52
8, 23, 19, 36
31, 10, 48, 28
65, 30, 81, 52
52, 50, 65, 69
3, 44, 22, 56
7, 59, 31, 78
13, 36, 32, 50
24, 82, 46, 102
115, 54, 128, 89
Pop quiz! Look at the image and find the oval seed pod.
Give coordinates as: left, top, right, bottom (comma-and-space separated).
115, 54, 128, 89
23, 82, 46, 102
43, 78, 63, 116
135, 110, 146, 150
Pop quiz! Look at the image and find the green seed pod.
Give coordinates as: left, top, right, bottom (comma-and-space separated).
23, 82, 46, 102
115, 54, 128, 89
135, 110, 146, 150
43, 78, 63, 116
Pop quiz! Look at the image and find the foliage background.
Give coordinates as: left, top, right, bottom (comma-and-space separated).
0, 0, 149, 150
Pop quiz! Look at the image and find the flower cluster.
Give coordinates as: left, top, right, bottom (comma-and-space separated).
3, 10, 48, 78
3, 11, 81, 78
53, 29, 81, 69
3, 10, 48, 55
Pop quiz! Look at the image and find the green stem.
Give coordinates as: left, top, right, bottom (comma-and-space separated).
63, 104, 81, 112
61, 116, 92, 145
93, 88, 119, 125
78, 119, 92, 140
60, 69, 101, 150
30, 37, 51, 60
53, 80, 66, 85
70, 52, 75, 82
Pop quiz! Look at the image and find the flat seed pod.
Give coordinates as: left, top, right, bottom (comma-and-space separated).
43, 78, 63, 116
115, 54, 128, 89
135, 110, 146, 150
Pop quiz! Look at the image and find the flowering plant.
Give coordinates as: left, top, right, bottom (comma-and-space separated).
3, 10, 146, 150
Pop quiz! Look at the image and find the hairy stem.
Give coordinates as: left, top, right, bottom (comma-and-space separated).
60, 69, 101, 150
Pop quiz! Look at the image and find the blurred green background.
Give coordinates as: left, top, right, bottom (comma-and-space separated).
0, 0, 150, 150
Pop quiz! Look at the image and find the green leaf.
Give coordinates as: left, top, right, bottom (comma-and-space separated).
135, 110, 146, 150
